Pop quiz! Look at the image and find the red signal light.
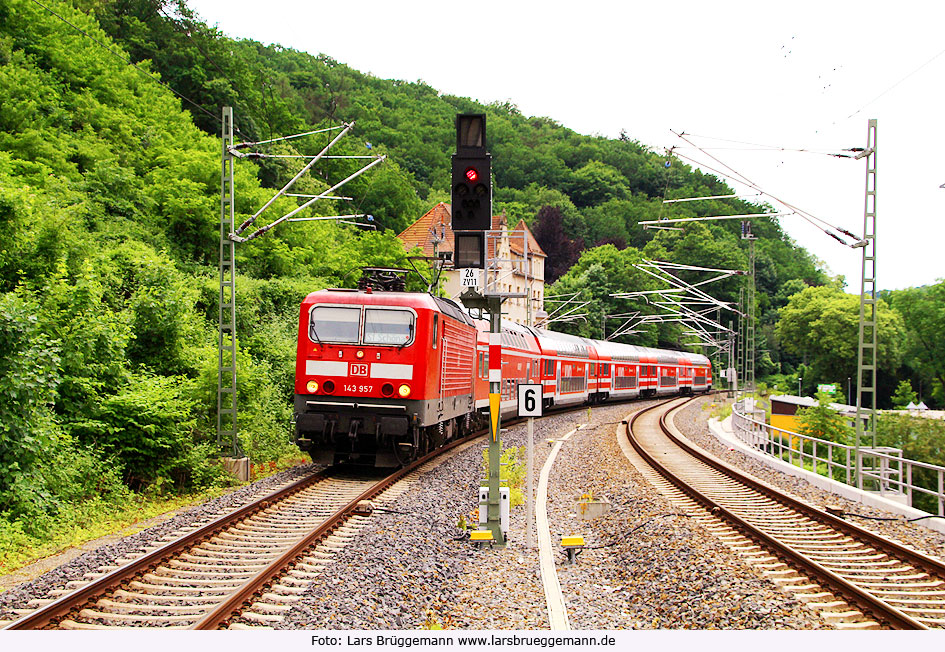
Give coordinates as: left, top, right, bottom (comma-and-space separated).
465, 167, 479, 182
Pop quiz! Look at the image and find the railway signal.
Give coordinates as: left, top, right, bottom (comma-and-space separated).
451, 113, 491, 267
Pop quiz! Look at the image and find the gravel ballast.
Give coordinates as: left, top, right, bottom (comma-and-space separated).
10, 395, 935, 629
280, 400, 824, 629
674, 396, 945, 560
0, 464, 322, 621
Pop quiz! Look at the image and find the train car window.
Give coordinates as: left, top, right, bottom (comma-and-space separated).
432, 314, 438, 348
364, 309, 415, 346
310, 306, 360, 343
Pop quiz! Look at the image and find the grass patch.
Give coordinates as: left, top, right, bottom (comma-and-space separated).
481, 445, 527, 507
0, 486, 227, 576
706, 400, 733, 420
0, 454, 311, 577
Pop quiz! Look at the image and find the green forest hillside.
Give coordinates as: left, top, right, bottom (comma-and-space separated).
68, 1, 833, 350
1, 0, 942, 568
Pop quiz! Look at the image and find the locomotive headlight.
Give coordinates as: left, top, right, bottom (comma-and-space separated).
356, 350, 365, 359
397, 384, 411, 398
306, 380, 319, 393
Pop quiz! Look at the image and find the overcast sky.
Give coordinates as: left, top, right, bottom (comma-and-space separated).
187, 0, 945, 291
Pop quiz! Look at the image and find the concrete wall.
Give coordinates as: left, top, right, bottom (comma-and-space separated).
710, 417, 945, 536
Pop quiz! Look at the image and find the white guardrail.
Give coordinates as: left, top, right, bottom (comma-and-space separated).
731, 401, 945, 517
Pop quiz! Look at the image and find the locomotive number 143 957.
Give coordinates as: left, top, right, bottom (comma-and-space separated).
344, 384, 374, 394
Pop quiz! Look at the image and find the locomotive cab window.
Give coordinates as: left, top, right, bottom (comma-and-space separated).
310, 306, 360, 343
364, 309, 415, 346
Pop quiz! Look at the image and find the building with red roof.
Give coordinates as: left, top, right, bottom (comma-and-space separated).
397, 202, 546, 325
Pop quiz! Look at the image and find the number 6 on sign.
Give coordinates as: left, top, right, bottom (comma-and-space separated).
517, 383, 542, 417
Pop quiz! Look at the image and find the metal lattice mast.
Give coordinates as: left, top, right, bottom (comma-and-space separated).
736, 287, 745, 396
743, 223, 757, 394
217, 107, 239, 457
855, 119, 878, 486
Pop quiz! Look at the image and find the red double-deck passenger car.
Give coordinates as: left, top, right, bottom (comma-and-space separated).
294, 289, 712, 467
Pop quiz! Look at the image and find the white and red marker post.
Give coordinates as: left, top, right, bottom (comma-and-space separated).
485, 305, 505, 546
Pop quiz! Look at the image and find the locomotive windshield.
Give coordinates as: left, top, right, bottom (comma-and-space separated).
364, 309, 414, 346
309, 305, 414, 346
310, 306, 360, 343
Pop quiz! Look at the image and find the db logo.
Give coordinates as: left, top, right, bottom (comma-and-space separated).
350, 363, 368, 376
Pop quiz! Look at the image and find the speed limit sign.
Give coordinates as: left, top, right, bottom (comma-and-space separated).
517, 383, 543, 417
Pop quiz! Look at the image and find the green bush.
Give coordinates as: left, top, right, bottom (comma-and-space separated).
795, 392, 854, 445
83, 374, 206, 490
481, 446, 527, 507
877, 413, 945, 514
0, 292, 60, 502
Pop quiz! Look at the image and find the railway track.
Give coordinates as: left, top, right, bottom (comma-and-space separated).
623, 397, 945, 630
2, 433, 478, 630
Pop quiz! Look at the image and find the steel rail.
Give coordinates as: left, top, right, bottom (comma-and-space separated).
3, 391, 710, 630
193, 396, 678, 629
190, 431, 480, 629
191, 397, 668, 629
625, 397, 931, 630
2, 469, 336, 630
658, 403, 945, 581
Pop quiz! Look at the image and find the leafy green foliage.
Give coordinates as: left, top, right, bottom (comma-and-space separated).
794, 392, 854, 445
891, 380, 918, 409
886, 281, 945, 407
876, 413, 945, 514
548, 245, 666, 347
0, 292, 60, 498
481, 446, 527, 507
776, 286, 906, 400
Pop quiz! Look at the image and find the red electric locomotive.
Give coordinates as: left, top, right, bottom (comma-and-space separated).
294, 287, 713, 467
294, 288, 480, 467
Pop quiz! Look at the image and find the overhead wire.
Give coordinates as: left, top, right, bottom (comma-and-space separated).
844, 45, 945, 121
669, 136, 863, 247
672, 133, 856, 158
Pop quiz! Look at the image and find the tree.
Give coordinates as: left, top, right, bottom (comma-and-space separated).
566, 160, 630, 208
546, 245, 666, 347
795, 392, 854, 445
531, 205, 583, 284
887, 281, 945, 407
775, 285, 906, 394
891, 380, 918, 409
